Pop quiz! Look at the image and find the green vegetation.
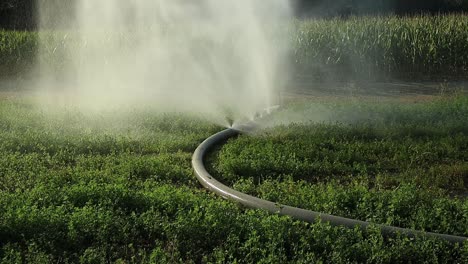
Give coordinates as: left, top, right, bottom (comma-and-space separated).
212, 95, 468, 237
0, 96, 467, 263
2, 14, 468, 81
293, 14, 468, 81
1, 11, 468, 263
0, 30, 37, 77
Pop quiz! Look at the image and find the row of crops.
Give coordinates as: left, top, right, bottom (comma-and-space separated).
0, 95, 467, 263
293, 14, 468, 81
1, 14, 468, 82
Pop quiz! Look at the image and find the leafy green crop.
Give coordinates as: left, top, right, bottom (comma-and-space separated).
0, 95, 467, 263
212, 95, 468, 236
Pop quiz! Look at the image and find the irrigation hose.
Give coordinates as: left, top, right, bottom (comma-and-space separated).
192, 128, 468, 244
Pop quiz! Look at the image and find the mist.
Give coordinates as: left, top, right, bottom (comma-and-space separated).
36, 0, 292, 126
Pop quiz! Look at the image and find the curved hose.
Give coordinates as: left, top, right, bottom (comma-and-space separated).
192, 128, 468, 244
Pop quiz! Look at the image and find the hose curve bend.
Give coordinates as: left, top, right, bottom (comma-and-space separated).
192, 128, 468, 244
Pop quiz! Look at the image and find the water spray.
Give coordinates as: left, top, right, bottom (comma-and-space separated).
37, 0, 291, 122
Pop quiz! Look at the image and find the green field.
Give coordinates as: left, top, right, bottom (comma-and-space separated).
2, 14, 468, 81
212, 95, 468, 236
1, 13, 468, 263
293, 14, 468, 81
0, 95, 467, 263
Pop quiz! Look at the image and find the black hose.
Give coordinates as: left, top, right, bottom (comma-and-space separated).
192, 128, 468, 244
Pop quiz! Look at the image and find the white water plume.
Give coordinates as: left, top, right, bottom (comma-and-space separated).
36, 0, 292, 125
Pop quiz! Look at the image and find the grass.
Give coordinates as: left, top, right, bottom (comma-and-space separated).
0, 95, 467, 263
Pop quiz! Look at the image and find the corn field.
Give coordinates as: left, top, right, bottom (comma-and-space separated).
1, 14, 468, 81
293, 14, 468, 81
0, 30, 37, 77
